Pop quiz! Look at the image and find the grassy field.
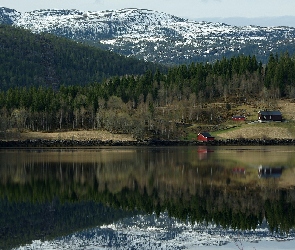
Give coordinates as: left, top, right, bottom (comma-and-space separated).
4, 130, 135, 141
188, 98, 295, 140
212, 121, 295, 139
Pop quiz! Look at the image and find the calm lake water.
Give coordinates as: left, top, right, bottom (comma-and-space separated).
1, 146, 295, 249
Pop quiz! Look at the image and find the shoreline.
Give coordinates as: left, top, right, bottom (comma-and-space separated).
1, 138, 295, 148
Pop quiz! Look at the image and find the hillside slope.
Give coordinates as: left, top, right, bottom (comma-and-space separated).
0, 24, 162, 89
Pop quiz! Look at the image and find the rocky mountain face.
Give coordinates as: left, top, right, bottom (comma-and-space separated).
1, 7, 295, 64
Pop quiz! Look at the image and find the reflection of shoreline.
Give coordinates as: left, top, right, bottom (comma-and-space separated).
1, 147, 295, 191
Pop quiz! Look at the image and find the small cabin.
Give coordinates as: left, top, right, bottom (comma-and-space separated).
197, 132, 215, 142
258, 166, 283, 178
258, 110, 282, 122
232, 115, 245, 121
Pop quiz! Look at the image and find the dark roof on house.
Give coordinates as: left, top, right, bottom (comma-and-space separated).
258, 110, 282, 116
199, 132, 214, 138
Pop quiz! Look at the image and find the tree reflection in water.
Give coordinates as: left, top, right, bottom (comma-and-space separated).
1, 147, 295, 249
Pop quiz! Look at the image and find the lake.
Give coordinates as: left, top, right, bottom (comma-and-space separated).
1, 146, 295, 249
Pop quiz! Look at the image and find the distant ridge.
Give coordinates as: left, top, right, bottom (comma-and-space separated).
195, 16, 295, 28
1, 7, 295, 64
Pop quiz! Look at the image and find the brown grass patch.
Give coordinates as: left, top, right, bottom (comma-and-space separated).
19, 130, 135, 141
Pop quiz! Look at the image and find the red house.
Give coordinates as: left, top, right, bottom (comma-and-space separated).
232, 115, 245, 121
197, 132, 215, 142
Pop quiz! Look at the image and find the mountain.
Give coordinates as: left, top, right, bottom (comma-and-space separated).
1, 7, 295, 65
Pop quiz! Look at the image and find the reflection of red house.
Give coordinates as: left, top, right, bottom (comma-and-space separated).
232, 115, 245, 121
197, 132, 215, 142
197, 147, 214, 153
232, 167, 246, 175
197, 146, 214, 160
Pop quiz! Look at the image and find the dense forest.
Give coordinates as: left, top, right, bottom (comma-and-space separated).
1, 49, 295, 139
0, 25, 163, 90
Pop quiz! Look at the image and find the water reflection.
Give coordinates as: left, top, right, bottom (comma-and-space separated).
15, 213, 295, 250
1, 146, 295, 249
258, 165, 283, 178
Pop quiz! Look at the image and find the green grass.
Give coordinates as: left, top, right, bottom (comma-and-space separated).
184, 132, 198, 141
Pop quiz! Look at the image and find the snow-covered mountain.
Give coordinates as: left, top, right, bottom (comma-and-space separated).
1, 7, 295, 64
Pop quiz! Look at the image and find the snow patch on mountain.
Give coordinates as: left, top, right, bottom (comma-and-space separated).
0, 7, 21, 24
1, 7, 295, 64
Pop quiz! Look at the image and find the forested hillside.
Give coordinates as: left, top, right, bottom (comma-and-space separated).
1, 52, 295, 140
0, 25, 163, 90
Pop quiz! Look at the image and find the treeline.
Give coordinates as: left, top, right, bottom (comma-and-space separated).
0, 25, 162, 90
1, 50, 295, 139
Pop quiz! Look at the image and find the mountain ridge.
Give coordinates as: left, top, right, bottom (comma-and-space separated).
1, 7, 295, 64
196, 15, 295, 28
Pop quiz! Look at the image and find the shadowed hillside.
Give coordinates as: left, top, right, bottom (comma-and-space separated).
0, 25, 164, 90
